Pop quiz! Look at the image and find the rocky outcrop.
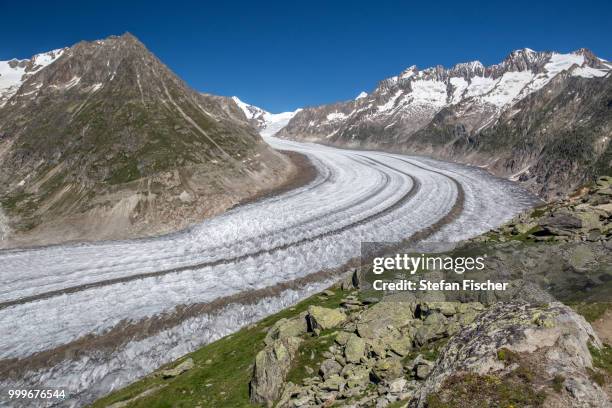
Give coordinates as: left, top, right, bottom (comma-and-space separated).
306, 306, 347, 331
414, 301, 608, 408
252, 295, 486, 408
159, 357, 194, 379
250, 336, 303, 405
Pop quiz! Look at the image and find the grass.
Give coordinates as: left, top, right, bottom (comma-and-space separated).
91, 288, 346, 408
551, 374, 565, 393
285, 329, 337, 385
569, 302, 612, 322
426, 371, 546, 408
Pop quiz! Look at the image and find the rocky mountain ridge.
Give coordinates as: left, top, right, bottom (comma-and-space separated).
278, 48, 612, 199
0, 48, 66, 107
232, 96, 301, 137
0, 33, 295, 247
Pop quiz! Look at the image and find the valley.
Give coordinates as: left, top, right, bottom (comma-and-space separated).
0, 136, 537, 406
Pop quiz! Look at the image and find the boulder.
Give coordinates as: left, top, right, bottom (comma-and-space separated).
250, 336, 302, 405
344, 334, 366, 363
320, 374, 345, 391
335, 331, 352, 346
414, 312, 448, 346
264, 313, 308, 345
412, 301, 606, 407
342, 364, 371, 388
539, 212, 582, 231
371, 358, 404, 382
160, 357, 194, 378
307, 306, 347, 331
356, 301, 415, 339
319, 358, 342, 379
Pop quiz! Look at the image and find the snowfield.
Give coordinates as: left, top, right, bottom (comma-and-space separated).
0, 137, 537, 406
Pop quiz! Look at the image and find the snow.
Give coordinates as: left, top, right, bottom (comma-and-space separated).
449, 77, 468, 104
232, 96, 300, 136
399, 66, 417, 80
355, 91, 368, 100
544, 53, 585, 77
326, 112, 347, 121
377, 90, 403, 112
481, 71, 534, 107
572, 66, 609, 78
409, 79, 448, 107
465, 76, 497, 98
259, 109, 301, 136
0, 49, 64, 106
231, 95, 257, 119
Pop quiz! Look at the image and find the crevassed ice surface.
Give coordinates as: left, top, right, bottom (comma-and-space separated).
0, 137, 538, 406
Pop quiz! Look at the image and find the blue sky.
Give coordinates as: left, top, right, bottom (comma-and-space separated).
2, 0, 611, 112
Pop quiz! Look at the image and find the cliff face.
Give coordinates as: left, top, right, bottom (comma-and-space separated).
278, 49, 612, 200
0, 34, 294, 247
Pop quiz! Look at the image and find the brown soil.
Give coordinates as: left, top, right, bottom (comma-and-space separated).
592, 309, 612, 345
233, 150, 317, 208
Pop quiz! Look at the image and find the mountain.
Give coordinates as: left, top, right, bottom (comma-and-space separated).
232, 96, 301, 137
0, 48, 66, 107
278, 49, 612, 199
0, 33, 295, 247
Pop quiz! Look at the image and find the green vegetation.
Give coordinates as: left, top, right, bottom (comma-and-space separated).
426, 371, 546, 408
496, 347, 520, 365
589, 343, 612, 374
91, 289, 346, 408
551, 374, 565, 393
285, 329, 336, 385
570, 302, 612, 322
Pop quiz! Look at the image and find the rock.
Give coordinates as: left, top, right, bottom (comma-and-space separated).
596, 175, 612, 187
250, 337, 302, 405
414, 313, 447, 346
344, 334, 366, 363
386, 333, 413, 357
412, 301, 606, 407
356, 301, 415, 339
343, 365, 371, 388
576, 211, 602, 232
265, 313, 308, 345
335, 331, 352, 346
365, 338, 387, 357
307, 306, 347, 331
595, 202, 612, 214
415, 363, 432, 380
419, 301, 457, 317
319, 358, 342, 379
388, 377, 407, 394
160, 357, 194, 378
539, 213, 582, 230
276, 382, 299, 408
372, 358, 403, 382
320, 374, 345, 391
513, 222, 537, 235
292, 395, 312, 407
567, 244, 596, 271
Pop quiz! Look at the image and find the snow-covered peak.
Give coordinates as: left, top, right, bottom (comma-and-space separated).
232, 96, 301, 137
355, 91, 368, 100
0, 48, 65, 106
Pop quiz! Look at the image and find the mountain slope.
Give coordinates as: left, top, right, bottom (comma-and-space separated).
0, 33, 295, 247
232, 96, 301, 137
278, 49, 612, 199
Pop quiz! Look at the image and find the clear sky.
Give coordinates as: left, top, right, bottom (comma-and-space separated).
2, 0, 611, 112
